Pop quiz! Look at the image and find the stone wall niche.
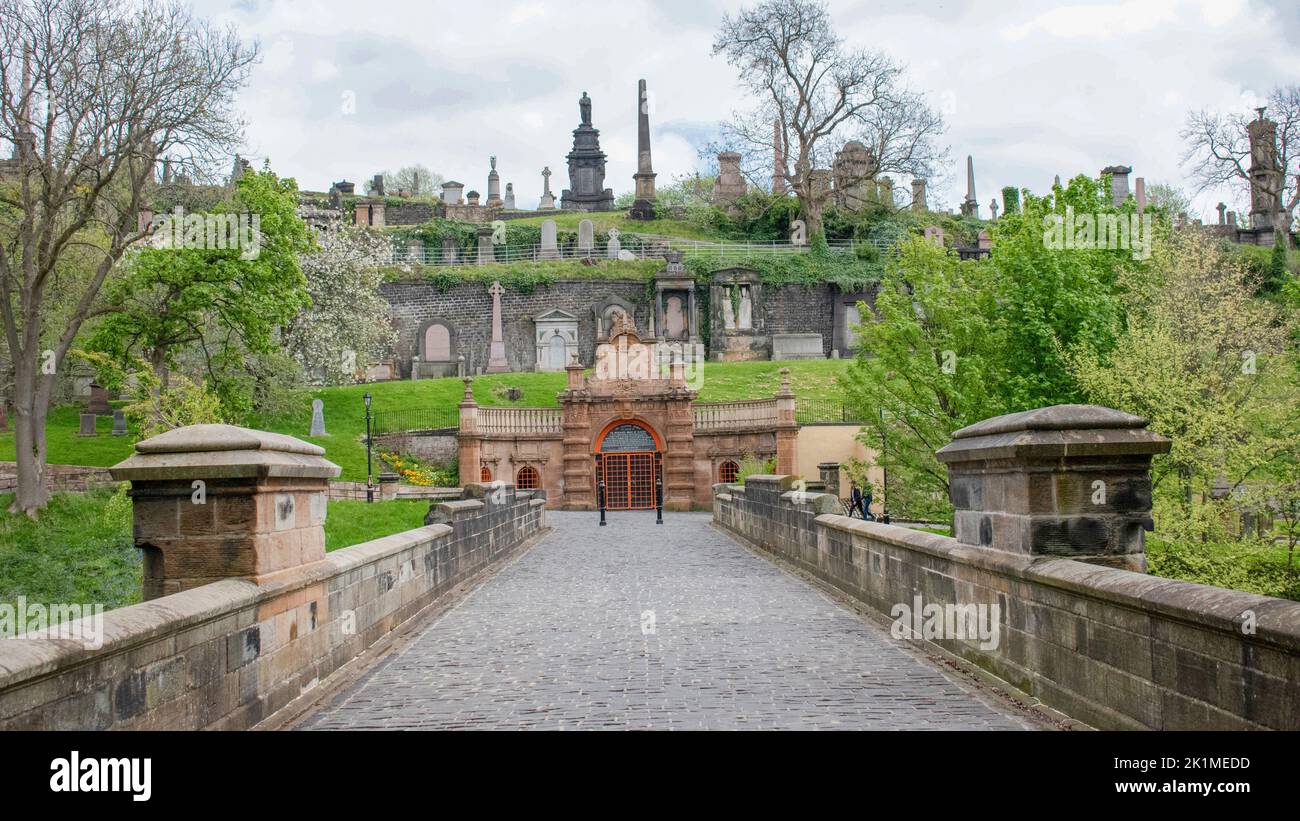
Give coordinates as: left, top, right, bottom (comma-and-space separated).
534, 309, 579, 371
709, 268, 767, 361
935, 404, 1171, 571
110, 424, 341, 599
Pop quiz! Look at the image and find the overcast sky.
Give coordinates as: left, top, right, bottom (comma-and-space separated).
193, 0, 1300, 220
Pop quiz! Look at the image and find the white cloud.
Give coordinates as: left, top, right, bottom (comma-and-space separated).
188, 0, 1294, 223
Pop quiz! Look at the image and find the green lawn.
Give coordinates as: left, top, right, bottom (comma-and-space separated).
323, 499, 430, 551
0, 490, 437, 617
7, 360, 852, 482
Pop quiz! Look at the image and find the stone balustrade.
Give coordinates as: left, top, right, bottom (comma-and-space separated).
477, 406, 565, 435
693, 398, 780, 431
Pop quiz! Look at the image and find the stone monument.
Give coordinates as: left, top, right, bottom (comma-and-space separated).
772, 118, 788, 194
1247, 107, 1286, 234
310, 399, 326, 436
560, 92, 615, 212
112, 408, 127, 436
960, 155, 979, 218
1100, 165, 1131, 207
87, 383, 111, 415
911, 178, 928, 212
504, 182, 516, 210
486, 156, 503, 208
538, 167, 556, 210
79, 413, 96, 437
713, 152, 747, 206
606, 228, 622, 259
485, 281, 510, 373
629, 79, 657, 220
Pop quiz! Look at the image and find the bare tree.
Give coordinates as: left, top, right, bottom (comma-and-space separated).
711, 0, 945, 237
0, 0, 257, 515
1181, 85, 1300, 227
375, 165, 444, 198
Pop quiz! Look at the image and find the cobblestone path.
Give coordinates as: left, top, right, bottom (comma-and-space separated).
303, 511, 1038, 730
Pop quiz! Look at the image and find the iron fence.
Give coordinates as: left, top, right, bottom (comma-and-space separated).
371, 407, 459, 435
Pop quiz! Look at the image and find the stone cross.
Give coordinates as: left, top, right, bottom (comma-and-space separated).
486, 281, 509, 373
606, 228, 621, 259
541, 166, 552, 196
539, 167, 556, 210
310, 399, 326, 436
990, 199, 999, 221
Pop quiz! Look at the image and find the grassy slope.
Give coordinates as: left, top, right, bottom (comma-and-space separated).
6, 361, 852, 482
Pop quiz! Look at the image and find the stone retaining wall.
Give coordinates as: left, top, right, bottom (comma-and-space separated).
0, 461, 116, 494
715, 475, 1300, 730
0, 487, 546, 730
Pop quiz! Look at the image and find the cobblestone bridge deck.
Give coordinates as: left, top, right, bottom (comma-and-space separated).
302, 512, 1041, 730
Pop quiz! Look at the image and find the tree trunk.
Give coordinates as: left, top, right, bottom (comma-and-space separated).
9, 357, 49, 516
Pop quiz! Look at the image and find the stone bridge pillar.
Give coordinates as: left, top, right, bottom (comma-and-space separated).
935, 404, 1171, 571
110, 425, 341, 600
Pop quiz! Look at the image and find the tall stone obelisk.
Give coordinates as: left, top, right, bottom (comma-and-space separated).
960, 155, 979, 218
629, 79, 657, 220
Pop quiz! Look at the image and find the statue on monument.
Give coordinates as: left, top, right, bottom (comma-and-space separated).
580, 91, 592, 126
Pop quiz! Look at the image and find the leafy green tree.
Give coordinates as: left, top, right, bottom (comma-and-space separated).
88, 166, 312, 418
840, 175, 1137, 520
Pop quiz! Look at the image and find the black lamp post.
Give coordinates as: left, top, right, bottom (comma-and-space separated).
364, 391, 373, 503
655, 451, 663, 525
596, 453, 606, 526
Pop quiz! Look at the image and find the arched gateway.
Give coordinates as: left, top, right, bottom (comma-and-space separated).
596, 420, 662, 510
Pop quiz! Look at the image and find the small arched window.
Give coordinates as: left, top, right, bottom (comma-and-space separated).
480, 465, 492, 482
718, 460, 740, 483
516, 465, 540, 490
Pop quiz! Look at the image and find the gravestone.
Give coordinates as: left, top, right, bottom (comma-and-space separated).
577, 219, 594, 257
310, 399, 326, 436
539, 219, 560, 260
977, 230, 992, 251
476, 226, 495, 265
618, 250, 636, 261
111, 409, 127, 436
79, 413, 97, 437
924, 226, 945, 247
606, 228, 621, 259
713, 152, 746, 205
504, 182, 516, 210
442, 237, 459, 265
87, 383, 111, 415
772, 334, 824, 360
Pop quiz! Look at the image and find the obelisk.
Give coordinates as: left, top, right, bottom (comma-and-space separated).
960, 155, 979, 218
629, 79, 657, 220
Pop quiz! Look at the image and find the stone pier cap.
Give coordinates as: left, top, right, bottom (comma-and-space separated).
937, 404, 1170, 463
110, 424, 340, 481
935, 405, 1171, 566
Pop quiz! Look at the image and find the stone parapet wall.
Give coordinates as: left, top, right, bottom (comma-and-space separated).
0, 488, 546, 730
0, 461, 117, 493
714, 476, 1300, 730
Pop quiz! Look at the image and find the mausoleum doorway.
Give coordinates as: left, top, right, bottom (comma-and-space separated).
595, 420, 662, 511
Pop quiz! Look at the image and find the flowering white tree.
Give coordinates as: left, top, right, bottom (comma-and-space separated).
284, 224, 395, 386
